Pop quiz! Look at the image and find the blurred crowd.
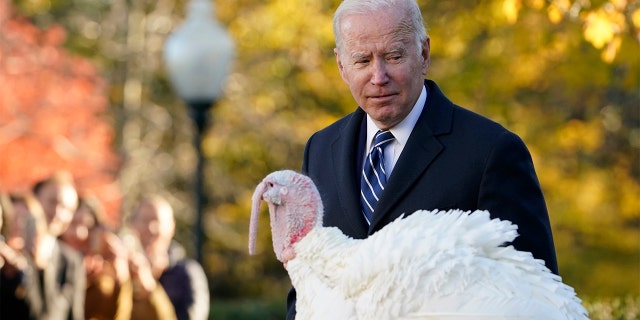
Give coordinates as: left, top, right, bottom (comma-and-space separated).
0, 171, 210, 320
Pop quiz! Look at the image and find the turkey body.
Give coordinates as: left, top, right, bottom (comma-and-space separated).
288, 210, 587, 320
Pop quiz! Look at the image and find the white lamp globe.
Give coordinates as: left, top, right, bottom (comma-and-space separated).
163, 0, 234, 103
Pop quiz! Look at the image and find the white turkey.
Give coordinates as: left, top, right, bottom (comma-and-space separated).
248, 170, 588, 320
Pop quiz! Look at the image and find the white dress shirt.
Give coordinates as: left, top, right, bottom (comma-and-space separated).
365, 85, 427, 178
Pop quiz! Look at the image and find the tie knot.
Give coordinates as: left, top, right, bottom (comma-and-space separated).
373, 130, 394, 149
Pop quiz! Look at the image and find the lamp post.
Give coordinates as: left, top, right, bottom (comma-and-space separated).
163, 0, 234, 264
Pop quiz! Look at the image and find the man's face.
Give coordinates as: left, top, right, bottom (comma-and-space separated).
62, 203, 95, 251
6, 201, 28, 251
36, 182, 78, 236
131, 201, 173, 253
334, 7, 430, 130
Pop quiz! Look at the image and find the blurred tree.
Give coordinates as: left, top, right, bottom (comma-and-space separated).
7, 0, 639, 304
549, 0, 638, 63
0, 0, 121, 224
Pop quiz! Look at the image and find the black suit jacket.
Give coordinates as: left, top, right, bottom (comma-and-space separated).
289, 80, 557, 318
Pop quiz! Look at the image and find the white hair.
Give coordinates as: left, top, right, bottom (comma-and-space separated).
333, 0, 428, 54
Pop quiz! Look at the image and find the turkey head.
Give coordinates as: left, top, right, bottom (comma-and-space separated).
248, 170, 323, 266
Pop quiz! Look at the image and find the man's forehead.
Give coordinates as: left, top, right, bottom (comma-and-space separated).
342, 38, 410, 59
341, 24, 412, 52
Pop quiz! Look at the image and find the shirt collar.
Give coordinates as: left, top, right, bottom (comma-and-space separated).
366, 85, 427, 150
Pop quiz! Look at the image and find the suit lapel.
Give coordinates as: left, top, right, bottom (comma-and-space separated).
370, 80, 454, 232
331, 108, 369, 235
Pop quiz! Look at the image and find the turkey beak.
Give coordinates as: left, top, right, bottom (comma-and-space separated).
249, 180, 267, 255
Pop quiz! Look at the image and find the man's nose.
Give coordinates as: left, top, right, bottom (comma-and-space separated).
370, 59, 390, 85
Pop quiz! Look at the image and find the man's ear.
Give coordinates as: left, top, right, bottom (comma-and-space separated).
334, 48, 347, 83
422, 37, 431, 75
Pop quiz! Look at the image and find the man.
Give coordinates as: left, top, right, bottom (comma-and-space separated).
2, 192, 85, 320
293, 0, 557, 318
129, 195, 210, 320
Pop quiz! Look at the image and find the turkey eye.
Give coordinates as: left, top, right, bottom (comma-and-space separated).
268, 182, 274, 188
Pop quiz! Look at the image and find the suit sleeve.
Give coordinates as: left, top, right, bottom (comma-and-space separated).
478, 131, 558, 274
286, 287, 297, 320
301, 132, 316, 175
49, 244, 86, 320
71, 251, 86, 320
184, 260, 210, 320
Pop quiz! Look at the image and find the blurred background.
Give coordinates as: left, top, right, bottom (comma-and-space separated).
0, 0, 638, 318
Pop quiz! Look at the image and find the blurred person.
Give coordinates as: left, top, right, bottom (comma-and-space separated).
0, 193, 29, 272
0, 192, 85, 320
33, 171, 79, 237
124, 240, 177, 320
0, 192, 30, 318
129, 194, 209, 320
61, 196, 133, 320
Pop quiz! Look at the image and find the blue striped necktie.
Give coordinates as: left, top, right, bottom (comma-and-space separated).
361, 130, 395, 224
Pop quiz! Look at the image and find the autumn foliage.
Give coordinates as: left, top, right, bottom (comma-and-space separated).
0, 0, 121, 224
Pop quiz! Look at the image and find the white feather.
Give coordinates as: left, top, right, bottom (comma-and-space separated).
289, 209, 588, 320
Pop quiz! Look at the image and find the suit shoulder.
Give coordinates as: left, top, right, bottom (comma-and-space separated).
424, 81, 511, 139
452, 105, 508, 133
449, 104, 529, 145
